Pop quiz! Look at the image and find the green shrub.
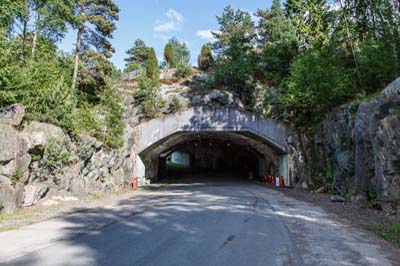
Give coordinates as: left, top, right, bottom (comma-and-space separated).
71, 103, 100, 136
10, 169, 21, 185
368, 223, 400, 248
211, 40, 256, 107
99, 87, 124, 149
175, 59, 192, 78
280, 48, 351, 130
358, 40, 398, 94
169, 96, 182, 113
135, 75, 162, 119
38, 139, 78, 181
0, 38, 77, 129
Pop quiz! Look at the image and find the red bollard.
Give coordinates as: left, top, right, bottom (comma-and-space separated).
279, 176, 285, 188
132, 177, 138, 190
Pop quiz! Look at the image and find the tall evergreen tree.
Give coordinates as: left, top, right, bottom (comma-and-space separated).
146, 48, 159, 82
257, 0, 298, 80
124, 38, 149, 71
30, 0, 75, 59
71, 0, 119, 90
212, 6, 256, 106
212, 5, 255, 55
285, 0, 330, 48
0, 0, 23, 34
167, 37, 190, 67
164, 43, 174, 68
198, 43, 214, 70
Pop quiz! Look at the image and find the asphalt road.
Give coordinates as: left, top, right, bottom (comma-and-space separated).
0, 180, 394, 266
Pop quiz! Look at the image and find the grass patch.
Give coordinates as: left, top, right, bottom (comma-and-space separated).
367, 223, 400, 247
141, 183, 170, 191
0, 204, 60, 231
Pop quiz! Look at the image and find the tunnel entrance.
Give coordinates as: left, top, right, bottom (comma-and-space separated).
158, 135, 262, 180
139, 131, 285, 183
135, 106, 290, 184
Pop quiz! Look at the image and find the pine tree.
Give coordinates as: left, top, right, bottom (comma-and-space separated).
124, 39, 149, 71
212, 5, 255, 55
257, 0, 298, 80
211, 6, 256, 106
285, 0, 330, 48
0, 0, 23, 34
198, 44, 214, 70
146, 48, 159, 82
164, 43, 174, 68
71, 0, 119, 90
30, 0, 75, 59
136, 48, 161, 118
167, 37, 190, 67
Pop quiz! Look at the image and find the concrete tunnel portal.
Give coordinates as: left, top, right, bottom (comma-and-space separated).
134, 106, 290, 184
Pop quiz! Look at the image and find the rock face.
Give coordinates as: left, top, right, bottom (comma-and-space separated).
311, 104, 358, 189
0, 182, 24, 214
354, 101, 378, 195
301, 78, 400, 202
158, 72, 244, 114
0, 125, 19, 163
371, 79, 400, 201
0, 104, 25, 126
23, 121, 65, 147
0, 102, 136, 214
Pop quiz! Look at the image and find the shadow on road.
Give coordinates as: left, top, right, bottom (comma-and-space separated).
1, 179, 393, 266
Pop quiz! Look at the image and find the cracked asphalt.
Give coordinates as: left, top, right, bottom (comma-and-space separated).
0, 179, 394, 266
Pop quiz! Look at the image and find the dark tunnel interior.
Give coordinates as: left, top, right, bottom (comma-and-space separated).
157, 136, 264, 180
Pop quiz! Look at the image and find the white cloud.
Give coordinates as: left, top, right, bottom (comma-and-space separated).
154, 9, 184, 32
182, 40, 191, 47
196, 30, 215, 41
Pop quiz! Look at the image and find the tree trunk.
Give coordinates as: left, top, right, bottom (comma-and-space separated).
71, 4, 84, 90
31, 10, 40, 60
21, 11, 29, 64
71, 26, 82, 90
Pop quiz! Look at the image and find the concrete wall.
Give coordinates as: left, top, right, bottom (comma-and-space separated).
137, 106, 288, 154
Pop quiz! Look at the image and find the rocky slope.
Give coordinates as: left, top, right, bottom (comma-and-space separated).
301, 78, 400, 206
0, 104, 137, 214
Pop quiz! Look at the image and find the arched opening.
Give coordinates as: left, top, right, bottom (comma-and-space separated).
139, 132, 282, 182
135, 106, 290, 184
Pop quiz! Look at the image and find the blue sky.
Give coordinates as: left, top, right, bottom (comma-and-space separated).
59, 0, 273, 69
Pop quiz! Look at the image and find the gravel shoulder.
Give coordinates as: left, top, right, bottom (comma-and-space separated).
0, 189, 151, 232
272, 185, 400, 265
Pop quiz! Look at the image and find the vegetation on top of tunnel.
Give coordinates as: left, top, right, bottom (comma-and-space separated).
125, 0, 400, 134
205, 0, 400, 132
1, 0, 400, 140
